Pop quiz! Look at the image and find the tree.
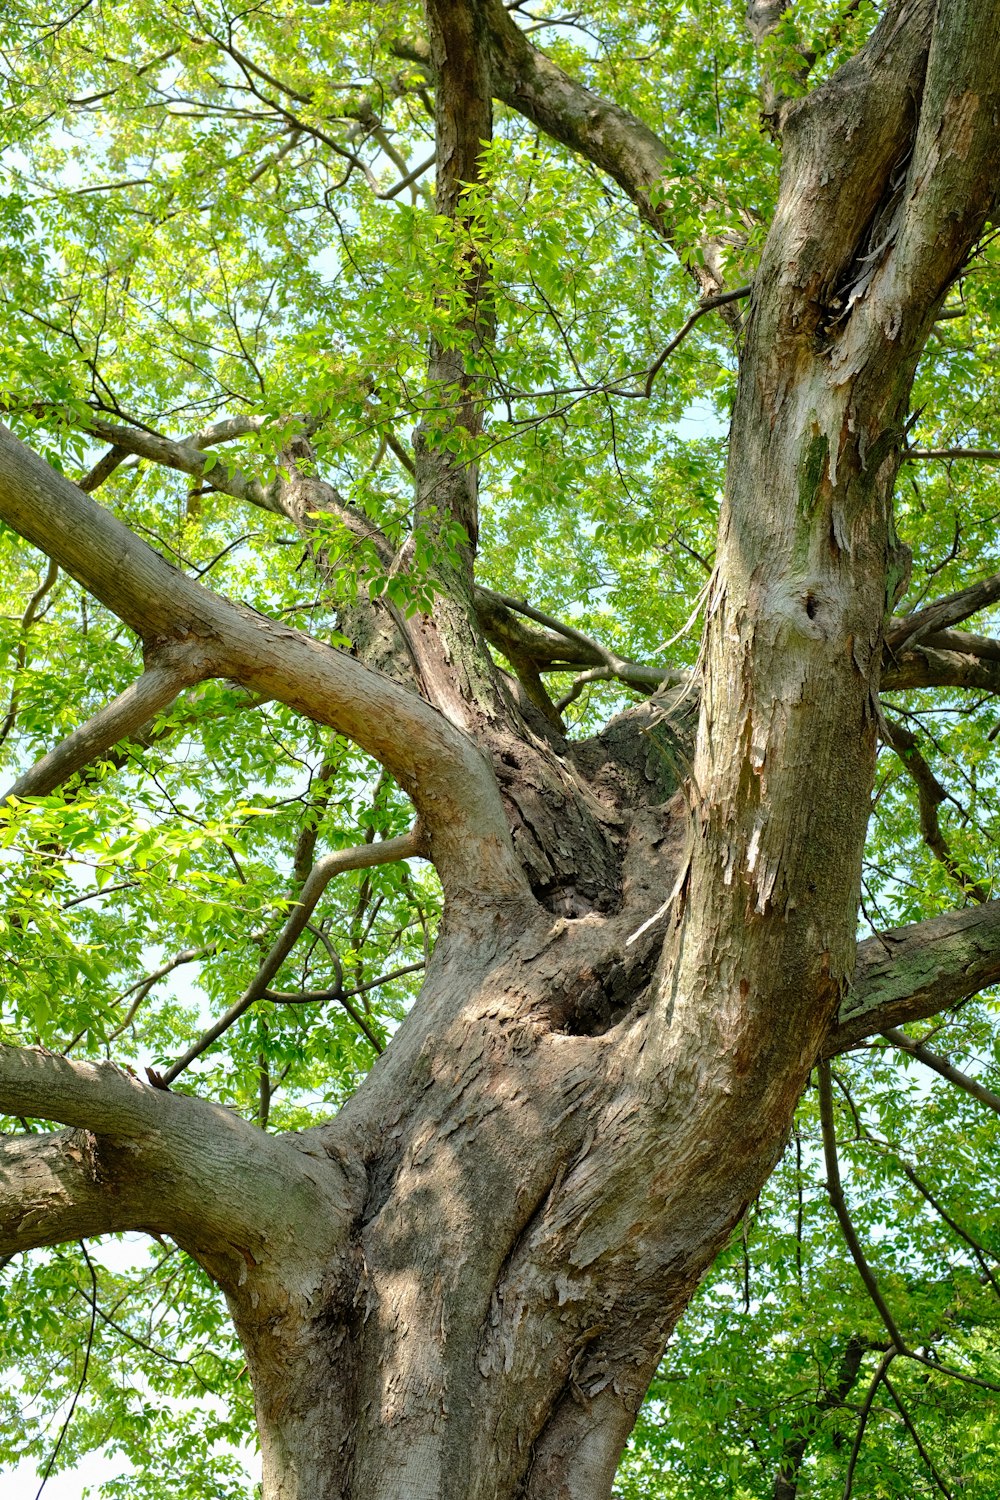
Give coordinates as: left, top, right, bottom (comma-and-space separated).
1, 0, 999, 1495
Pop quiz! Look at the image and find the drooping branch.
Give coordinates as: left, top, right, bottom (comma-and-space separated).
826, 899, 1000, 1054
818, 1060, 906, 1350
0, 422, 526, 903
881, 718, 989, 903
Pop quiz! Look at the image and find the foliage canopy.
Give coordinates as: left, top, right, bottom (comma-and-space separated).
0, 1, 999, 1496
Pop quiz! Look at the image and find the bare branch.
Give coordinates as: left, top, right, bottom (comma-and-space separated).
377, 150, 436, 200
918, 629, 1000, 663
888, 571, 1000, 653
79, 413, 277, 513
818, 1060, 906, 1350
905, 448, 1000, 462
78, 444, 129, 492
641, 286, 752, 397
882, 645, 1000, 694
477, 586, 684, 694
0, 1129, 151, 1256
881, 718, 989, 904
0, 1046, 355, 1272
842, 1350, 897, 1500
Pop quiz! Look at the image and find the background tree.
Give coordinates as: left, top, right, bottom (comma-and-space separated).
1, 1, 999, 1496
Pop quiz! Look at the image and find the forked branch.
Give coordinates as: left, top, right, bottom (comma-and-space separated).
0, 422, 526, 904
0, 1045, 355, 1274
0, 653, 207, 805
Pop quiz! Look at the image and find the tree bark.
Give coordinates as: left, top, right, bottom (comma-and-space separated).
2, 1, 1000, 1496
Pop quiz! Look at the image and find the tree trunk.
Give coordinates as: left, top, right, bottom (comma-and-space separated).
2, 1, 1000, 1496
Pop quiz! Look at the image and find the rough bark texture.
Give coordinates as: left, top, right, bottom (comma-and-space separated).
2, 2, 1000, 1497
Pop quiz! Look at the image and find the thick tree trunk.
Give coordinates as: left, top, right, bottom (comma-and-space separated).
2, 2, 1000, 1498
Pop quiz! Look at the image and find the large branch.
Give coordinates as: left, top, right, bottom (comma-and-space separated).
0, 1128, 151, 1256
881, 643, 1000, 694
888, 572, 1000, 653
399, 1, 733, 299
77, 413, 391, 556
0, 1047, 354, 1279
826, 900, 1000, 1054
886, 0, 1000, 325
829, 0, 1000, 374
0, 422, 526, 905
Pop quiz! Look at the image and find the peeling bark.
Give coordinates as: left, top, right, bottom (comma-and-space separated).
2, 1, 1000, 1496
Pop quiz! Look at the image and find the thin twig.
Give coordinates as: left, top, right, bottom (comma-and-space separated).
882, 1373, 955, 1499
882, 718, 988, 903
156, 827, 423, 1085
642, 284, 752, 397
0, 557, 59, 748
34, 1244, 98, 1500
841, 1350, 896, 1500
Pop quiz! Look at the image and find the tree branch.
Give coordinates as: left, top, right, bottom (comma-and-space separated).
476, 586, 685, 693
905, 447, 1000, 462
818, 1060, 906, 1350
417, 0, 736, 299
0, 1047, 355, 1277
0, 422, 527, 904
826, 900, 1000, 1054
772, 1335, 867, 1500
0, 653, 206, 805
882, 644, 1000, 694
881, 1027, 1000, 1115
0, 1129, 151, 1256
881, 718, 989, 903
79, 412, 277, 513
842, 1350, 897, 1500
888, 571, 1000, 654
159, 828, 425, 1085
881, 1373, 955, 1500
